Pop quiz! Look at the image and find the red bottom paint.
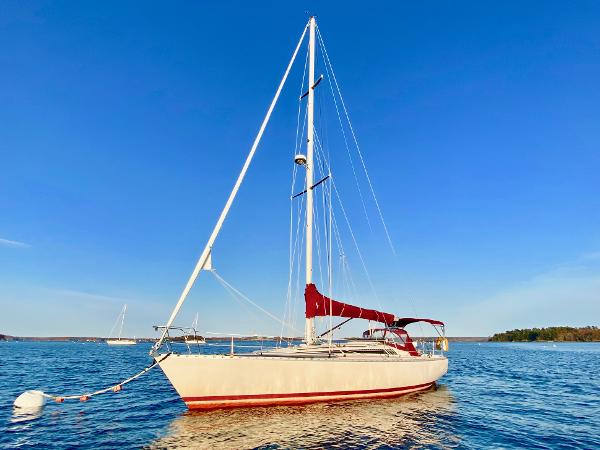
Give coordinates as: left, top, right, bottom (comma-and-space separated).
183, 382, 435, 410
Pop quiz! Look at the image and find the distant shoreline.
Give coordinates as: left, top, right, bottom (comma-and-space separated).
4, 333, 597, 343
0, 335, 285, 343
1, 334, 491, 343
490, 326, 600, 342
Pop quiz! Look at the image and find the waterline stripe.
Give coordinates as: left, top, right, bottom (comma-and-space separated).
183, 382, 433, 402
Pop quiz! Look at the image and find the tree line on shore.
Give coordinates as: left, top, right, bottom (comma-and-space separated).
490, 326, 600, 342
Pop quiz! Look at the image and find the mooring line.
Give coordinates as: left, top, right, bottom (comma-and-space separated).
41, 353, 171, 403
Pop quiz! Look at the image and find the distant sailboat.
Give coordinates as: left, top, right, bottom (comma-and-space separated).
106, 304, 137, 345
185, 313, 206, 345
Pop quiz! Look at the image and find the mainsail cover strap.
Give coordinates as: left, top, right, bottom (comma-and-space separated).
304, 283, 396, 325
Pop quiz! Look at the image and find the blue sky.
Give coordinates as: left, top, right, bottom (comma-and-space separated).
1, 1, 599, 337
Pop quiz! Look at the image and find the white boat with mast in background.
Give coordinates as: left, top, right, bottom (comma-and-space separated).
106, 304, 137, 345
151, 17, 448, 410
185, 313, 206, 345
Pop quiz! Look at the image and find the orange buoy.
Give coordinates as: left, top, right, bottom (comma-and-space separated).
55, 397, 64, 403
112, 385, 122, 392
79, 395, 90, 402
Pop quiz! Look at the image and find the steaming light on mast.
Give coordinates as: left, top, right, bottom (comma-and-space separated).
294, 154, 307, 165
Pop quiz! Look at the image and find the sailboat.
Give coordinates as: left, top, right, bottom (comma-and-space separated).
151, 17, 448, 410
185, 313, 206, 345
106, 304, 137, 345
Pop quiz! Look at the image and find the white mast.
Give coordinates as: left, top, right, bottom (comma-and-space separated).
119, 304, 127, 340
304, 16, 316, 345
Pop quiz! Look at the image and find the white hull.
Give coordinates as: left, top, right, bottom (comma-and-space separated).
157, 352, 447, 410
106, 339, 137, 345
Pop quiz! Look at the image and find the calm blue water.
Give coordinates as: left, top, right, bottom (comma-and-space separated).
1, 341, 599, 449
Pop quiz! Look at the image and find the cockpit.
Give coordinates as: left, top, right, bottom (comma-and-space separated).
362, 327, 419, 355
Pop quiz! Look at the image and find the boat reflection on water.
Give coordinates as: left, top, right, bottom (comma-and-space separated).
149, 384, 457, 449
11, 406, 44, 424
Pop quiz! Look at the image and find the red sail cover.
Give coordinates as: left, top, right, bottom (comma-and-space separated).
393, 317, 444, 327
305, 283, 397, 325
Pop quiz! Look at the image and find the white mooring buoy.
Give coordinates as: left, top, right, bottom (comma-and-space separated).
14, 390, 47, 409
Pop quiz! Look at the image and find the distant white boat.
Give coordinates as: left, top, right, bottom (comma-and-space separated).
106, 304, 137, 345
106, 338, 136, 345
185, 313, 206, 344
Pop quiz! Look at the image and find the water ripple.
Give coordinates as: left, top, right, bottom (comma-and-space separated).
1, 341, 599, 449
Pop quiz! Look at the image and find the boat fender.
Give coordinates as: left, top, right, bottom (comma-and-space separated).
435, 337, 449, 351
